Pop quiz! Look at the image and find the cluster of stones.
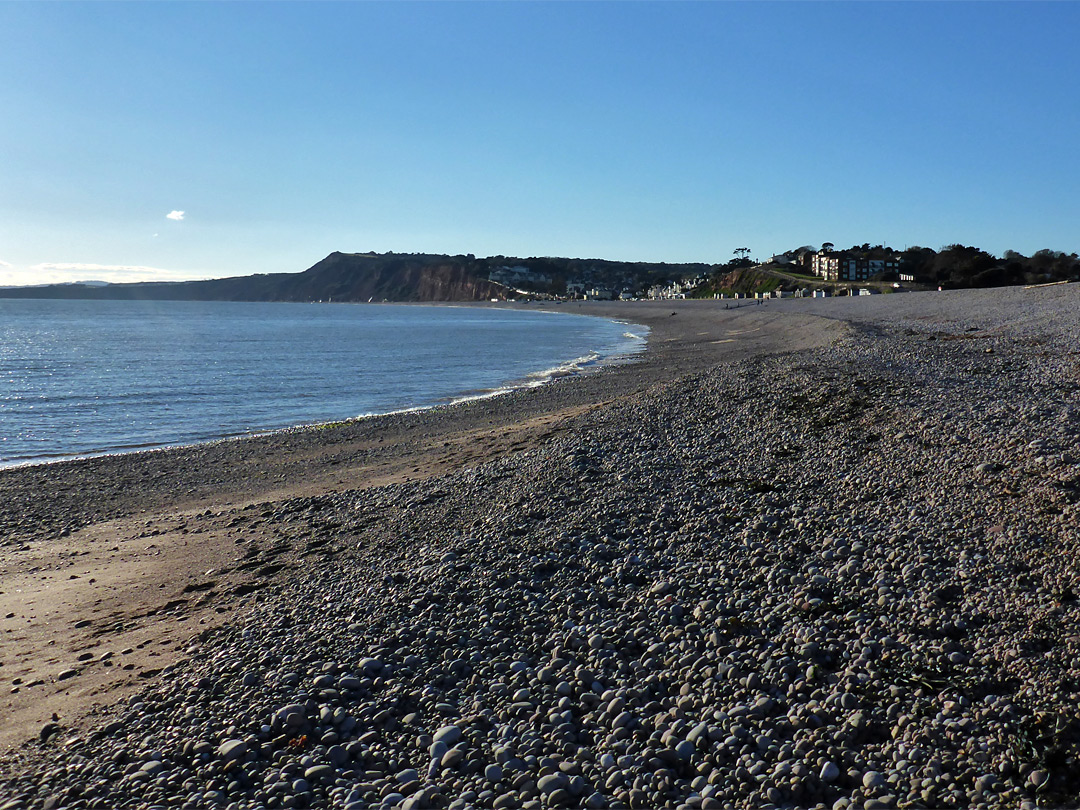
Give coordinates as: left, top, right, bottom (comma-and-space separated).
2, 298, 1079, 810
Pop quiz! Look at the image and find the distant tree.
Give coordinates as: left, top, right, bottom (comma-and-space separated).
928, 245, 997, 288
1026, 249, 1080, 281
900, 246, 935, 281
1030, 249, 1064, 269
821, 242, 834, 253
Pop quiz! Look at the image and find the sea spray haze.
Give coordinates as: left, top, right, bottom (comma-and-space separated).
0, 300, 646, 465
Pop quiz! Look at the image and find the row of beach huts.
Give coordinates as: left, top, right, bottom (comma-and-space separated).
715, 287, 881, 300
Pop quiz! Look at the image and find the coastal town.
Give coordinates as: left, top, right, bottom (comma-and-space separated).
484, 243, 1080, 302
3, 246, 1076, 307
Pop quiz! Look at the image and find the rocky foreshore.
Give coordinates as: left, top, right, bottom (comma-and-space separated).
2, 287, 1079, 810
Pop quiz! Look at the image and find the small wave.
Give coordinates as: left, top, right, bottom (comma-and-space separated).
363, 349, 614, 415
525, 352, 601, 383
353, 404, 430, 420
445, 387, 518, 408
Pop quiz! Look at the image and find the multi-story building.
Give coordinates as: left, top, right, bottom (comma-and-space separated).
811, 252, 901, 282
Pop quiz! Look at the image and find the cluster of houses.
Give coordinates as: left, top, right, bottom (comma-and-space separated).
573, 276, 711, 301
645, 277, 709, 300
488, 248, 910, 302
573, 286, 635, 301
486, 264, 706, 301
487, 265, 552, 289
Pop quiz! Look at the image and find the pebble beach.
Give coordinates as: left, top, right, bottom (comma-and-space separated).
2, 285, 1079, 810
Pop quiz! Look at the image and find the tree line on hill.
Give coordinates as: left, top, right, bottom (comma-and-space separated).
897, 245, 1079, 288
779, 243, 1080, 288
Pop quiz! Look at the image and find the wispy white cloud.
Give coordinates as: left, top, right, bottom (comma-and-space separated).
165, 210, 185, 221
0, 258, 11, 268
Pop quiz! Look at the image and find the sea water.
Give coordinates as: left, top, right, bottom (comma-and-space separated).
0, 299, 647, 466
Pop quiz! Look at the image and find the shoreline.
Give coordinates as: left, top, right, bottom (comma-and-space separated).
2, 286, 1079, 809
0, 301, 844, 544
0, 303, 648, 472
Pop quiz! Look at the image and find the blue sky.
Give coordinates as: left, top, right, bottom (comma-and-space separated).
1, 2, 1078, 285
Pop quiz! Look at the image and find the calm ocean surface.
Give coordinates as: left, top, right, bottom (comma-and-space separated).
0, 300, 647, 467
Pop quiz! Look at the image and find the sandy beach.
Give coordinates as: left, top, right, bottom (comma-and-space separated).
1, 286, 1079, 809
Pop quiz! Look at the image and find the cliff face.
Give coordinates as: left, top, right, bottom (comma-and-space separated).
289, 253, 507, 302
0, 253, 510, 303
705, 267, 784, 297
